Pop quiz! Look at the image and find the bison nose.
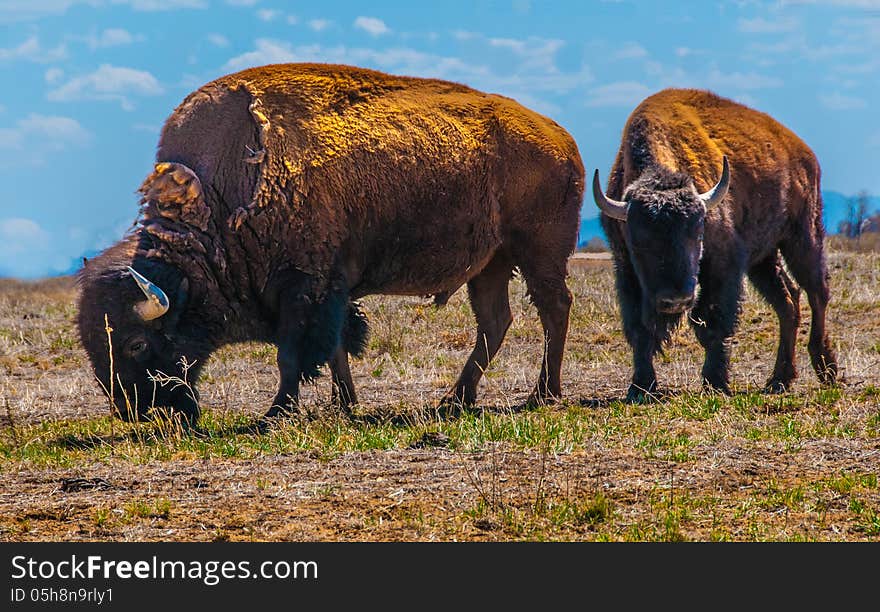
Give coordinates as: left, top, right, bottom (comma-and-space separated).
656, 292, 695, 314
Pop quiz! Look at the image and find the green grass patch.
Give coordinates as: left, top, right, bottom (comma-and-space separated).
0, 387, 868, 472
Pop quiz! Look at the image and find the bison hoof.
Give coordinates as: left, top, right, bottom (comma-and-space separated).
330, 397, 358, 418
248, 418, 275, 435
764, 378, 792, 394
256, 410, 309, 432
263, 404, 288, 419
525, 390, 561, 409
439, 388, 476, 414
331, 387, 358, 413
625, 383, 659, 404
701, 380, 732, 396
263, 400, 308, 422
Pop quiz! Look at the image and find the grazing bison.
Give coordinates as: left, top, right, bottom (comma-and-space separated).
593, 88, 837, 401
77, 63, 584, 424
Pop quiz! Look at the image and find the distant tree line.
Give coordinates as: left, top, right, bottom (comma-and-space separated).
838, 190, 879, 238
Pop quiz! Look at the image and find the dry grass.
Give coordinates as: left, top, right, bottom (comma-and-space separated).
828, 233, 880, 254
1, 245, 878, 541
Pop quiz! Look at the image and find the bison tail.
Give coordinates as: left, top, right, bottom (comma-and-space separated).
342, 301, 370, 359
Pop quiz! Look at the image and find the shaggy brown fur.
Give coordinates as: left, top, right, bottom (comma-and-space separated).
599, 88, 837, 401
77, 63, 584, 423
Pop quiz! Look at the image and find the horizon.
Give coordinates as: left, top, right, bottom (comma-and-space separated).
2, 0, 879, 279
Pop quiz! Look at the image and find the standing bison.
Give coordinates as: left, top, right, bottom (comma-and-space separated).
77, 63, 585, 424
593, 88, 837, 401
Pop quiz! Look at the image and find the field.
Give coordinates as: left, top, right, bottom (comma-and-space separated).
1, 247, 879, 542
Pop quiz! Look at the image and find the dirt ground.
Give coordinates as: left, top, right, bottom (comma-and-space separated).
1, 248, 879, 541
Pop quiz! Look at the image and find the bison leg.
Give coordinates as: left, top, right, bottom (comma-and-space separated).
329, 347, 357, 413
781, 235, 838, 385
609, 257, 660, 402
627, 333, 660, 403
747, 252, 801, 393
265, 281, 349, 419
690, 256, 744, 395
329, 300, 369, 413
266, 342, 301, 418
440, 252, 514, 410
517, 254, 572, 406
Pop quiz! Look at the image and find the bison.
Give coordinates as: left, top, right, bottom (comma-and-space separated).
593, 88, 838, 402
77, 63, 585, 424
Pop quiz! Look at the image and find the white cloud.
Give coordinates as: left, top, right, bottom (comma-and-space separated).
221, 33, 592, 118
257, 8, 277, 21
486, 36, 567, 75
819, 91, 868, 109
742, 15, 880, 73
0, 0, 87, 22
226, 0, 258, 5
489, 37, 526, 54
122, 0, 206, 9
0, 217, 132, 278
613, 42, 648, 60
706, 68, 783, 90
834, 58, 880, 74
732, 92, 760, 107
644, 59, 695, 87
0, 218, 48, 245
585, 81, 652, 107
308, 19, 331, 32
780, 0, 880, 6
834, 14, 880, 34
45, 67, 64, 83
3, 29, 136, 56
642, 58, 785, 97
47, 64, 163, 110
802, 41, 863, 60
0, 36, 67, 62
0, 0, 207, 22
0, 113, 92, 150
207, 33, 229, 47
745, 35, 865, 67
286, 14, 298, 25
222, 36, 593, 120
86, 27, 136, 49
738, 16, 799, 33
0, 114, 92, 173
132, 122, 160, 133
178, 72, 207, 89
0, 218, 50, 275
224, 39, 297, 71
745, 38, 802, 56
223, 38, 591, 99
354, 16, 390, 36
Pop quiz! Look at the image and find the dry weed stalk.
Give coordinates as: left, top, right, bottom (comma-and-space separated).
2, 395, 20, 448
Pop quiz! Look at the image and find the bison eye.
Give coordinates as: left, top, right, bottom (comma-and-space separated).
125, 338, 150, 359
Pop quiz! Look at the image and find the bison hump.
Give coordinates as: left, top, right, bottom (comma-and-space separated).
139, 162, 211, 232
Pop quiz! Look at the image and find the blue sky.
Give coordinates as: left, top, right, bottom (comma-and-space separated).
1, 0, 878, 278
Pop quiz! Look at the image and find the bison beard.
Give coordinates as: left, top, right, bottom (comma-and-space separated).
596, 88, 838, 402
76, 63, 584, 425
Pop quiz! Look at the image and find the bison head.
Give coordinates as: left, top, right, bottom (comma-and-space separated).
593, 157, 730, 318
77, 258, 210, 424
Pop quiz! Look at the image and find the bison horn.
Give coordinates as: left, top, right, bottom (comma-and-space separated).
698, 155, 730, 208
592, 170, 629, 221
127, 266, 170, 321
